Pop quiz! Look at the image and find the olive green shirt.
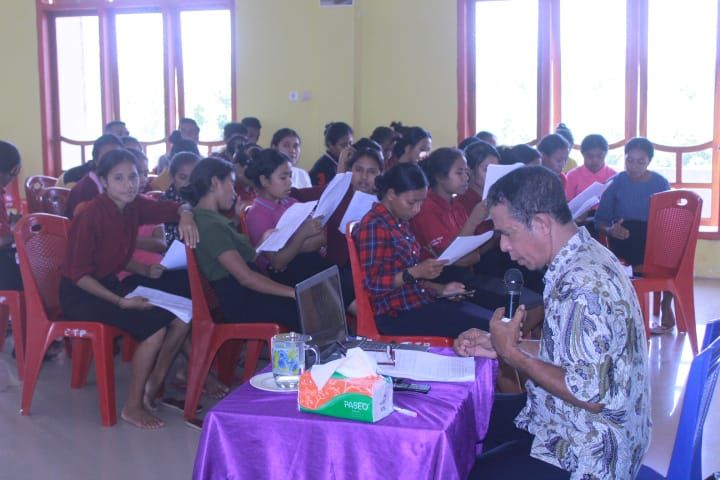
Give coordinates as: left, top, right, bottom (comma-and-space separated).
193, 208, 256, 282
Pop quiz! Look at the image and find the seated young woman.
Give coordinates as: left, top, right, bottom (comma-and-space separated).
595, 137, 673, 334
66, 134, 124, 218
537, 134, 570, 189
309, 122, 353, 187
0, 141, 22, 292
163, 151, 201, 245
384, 124, 432, 170
410, 148, 543, 329
354, 163, 492, 337
325, 140, 384, 305
244, 149, 332, 287
59, 148, 199, 430
271, 128, 311, 188
181, 157, 300, 331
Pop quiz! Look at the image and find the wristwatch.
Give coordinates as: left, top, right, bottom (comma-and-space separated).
402, 268, 417, 284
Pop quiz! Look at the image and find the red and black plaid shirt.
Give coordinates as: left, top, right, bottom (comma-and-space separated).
355, 202, 433, 318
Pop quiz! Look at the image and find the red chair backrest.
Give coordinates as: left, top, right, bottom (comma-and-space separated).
643, 190, 702, 278
25, 175, 58, 213
185, 245, 221, 327
42, 187, 71, 217
345, 221, 384, 339
14, 214, 69, 321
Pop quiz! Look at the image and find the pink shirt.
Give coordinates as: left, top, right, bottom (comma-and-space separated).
245, 196, 298, 270
565, 165, 617, 200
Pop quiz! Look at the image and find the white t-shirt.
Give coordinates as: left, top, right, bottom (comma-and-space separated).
291, 166, 312, 189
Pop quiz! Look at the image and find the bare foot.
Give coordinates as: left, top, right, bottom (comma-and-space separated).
204, 374, 230, 399
143, 379, 163, 412
121, 406, 165, 430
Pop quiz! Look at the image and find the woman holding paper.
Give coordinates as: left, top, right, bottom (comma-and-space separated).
59, 149, 199, 430
355, 163, 493, 337
180, 157, 301, 331
244, 149, 332, 287
411, 149, 544, 327
595, 137, 673, 333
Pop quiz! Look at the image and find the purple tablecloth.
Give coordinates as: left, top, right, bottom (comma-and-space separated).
193, 349, 497, 480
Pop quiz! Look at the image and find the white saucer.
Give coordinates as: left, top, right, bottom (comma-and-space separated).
249, 372, 298, 393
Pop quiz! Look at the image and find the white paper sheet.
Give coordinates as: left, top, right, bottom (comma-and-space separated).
570, 196, 601, 220
373, 349, 476, 382
437, 232, 494, 265
313, 172, 352, 226
338, 191, 377, 234
160, 240, 187, 270
256, 201, 318, 252
125, 286, 192, 323
482, 163, 525, 200
567, 181, 609, 218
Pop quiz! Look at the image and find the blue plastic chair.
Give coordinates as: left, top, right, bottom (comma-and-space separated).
701, 319, 720, 351
636, 333, 720, 479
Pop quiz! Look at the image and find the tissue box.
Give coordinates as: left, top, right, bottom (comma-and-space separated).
298, 371, 393, 423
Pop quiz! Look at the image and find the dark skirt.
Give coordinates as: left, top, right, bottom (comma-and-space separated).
608, 220, 648, 267
59, 275, 176, 341
210, 274, 301, 331
435, 266, 543, 311
0, 248, 22, 291
376, 300, 493, 337
270, 252, 355, 308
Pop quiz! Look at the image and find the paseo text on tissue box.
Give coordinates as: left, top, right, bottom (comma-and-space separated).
298, 371, 393, 423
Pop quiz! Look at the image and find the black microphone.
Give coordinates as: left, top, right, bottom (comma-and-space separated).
503, 268, 524, 319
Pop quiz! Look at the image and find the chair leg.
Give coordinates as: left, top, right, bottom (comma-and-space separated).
184, 335, 216, 422
0, 303, 7, 352
217, 340, 244, 386
121, 335, 137, 363
92, 330, 117, 426
673, 284, 698, 354
20, 324, 56, 417
70, 338, 94, 389
241, 340, 263, 383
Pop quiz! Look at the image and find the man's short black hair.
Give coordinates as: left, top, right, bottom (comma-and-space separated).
624, 137, 654, 159
241, 117, 262, 129
486, 165, 572, 228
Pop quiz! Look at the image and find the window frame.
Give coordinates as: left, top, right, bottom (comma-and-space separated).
460, 0, 720, 238
36, 0, 236, 176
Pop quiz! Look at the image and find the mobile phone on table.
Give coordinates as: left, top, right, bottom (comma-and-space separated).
437, 289, 475, 299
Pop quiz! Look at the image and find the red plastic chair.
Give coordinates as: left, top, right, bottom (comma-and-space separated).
183, 245, 287, 421
15, 213, 125, 426
0, 291, 25, 379
42, 186, 70, 216
345, 222, 452, 347
24, 175, 57, 213
144, 190, 164, 201
632, 190, 702, 353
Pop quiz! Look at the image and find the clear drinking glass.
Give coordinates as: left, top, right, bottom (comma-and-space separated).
271, 332, 320, 389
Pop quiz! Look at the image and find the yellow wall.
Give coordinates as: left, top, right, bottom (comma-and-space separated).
0, 1, 43, 191
1, 0, 719, 278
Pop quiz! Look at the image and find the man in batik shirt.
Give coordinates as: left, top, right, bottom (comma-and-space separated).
456, 166, 650, 480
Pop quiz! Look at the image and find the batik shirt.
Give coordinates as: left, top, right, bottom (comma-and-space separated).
515, 227, 651, 479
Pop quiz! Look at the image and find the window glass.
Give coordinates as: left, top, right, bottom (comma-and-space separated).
180, 10, 232, 142
475, 0, 538, 144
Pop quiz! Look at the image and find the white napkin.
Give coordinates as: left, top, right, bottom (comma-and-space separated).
309, 347, 378, 390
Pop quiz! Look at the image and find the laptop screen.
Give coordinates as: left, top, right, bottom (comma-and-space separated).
296, 266, 347, 348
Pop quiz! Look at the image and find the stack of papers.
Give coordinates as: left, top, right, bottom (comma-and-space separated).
338, 191, 376, 234
371, 350, 476, 382
256, 201, 318, 252
125, 286, 192, 323
568, 181, 610, 220
437, 232, 494, 265
312, 172, 352, 226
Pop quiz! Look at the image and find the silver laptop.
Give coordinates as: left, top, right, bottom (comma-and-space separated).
295, 266, 428, 361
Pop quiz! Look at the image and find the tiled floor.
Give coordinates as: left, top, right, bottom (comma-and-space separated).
0, 279, 718, 479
